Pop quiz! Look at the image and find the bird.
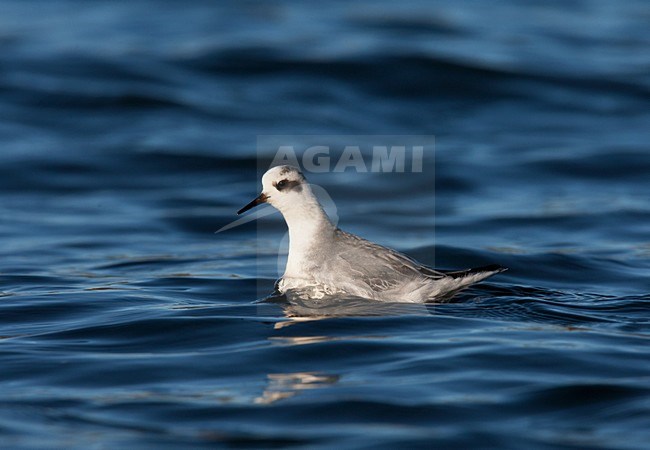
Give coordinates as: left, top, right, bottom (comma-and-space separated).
237, 165, 506, 303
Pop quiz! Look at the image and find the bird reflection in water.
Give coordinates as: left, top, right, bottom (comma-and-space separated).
253, 294, 434, 404
254, 372, 340, 405
260, 291, 436, 329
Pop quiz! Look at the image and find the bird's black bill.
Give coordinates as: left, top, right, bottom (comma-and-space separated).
237, 193, 268, 215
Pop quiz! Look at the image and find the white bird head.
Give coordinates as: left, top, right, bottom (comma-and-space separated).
238, 165, 311, 215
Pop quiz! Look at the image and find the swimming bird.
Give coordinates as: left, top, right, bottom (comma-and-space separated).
237, 165, 505, 303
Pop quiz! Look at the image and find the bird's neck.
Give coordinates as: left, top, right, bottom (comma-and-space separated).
281, 199, 334, 278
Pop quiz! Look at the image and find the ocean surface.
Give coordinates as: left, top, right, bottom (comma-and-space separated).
1, 1, 649, 448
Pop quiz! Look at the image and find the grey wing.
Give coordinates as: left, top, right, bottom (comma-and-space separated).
333, 230, 446, 291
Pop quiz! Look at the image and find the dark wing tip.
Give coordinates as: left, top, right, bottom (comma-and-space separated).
444, 264, 507, 279
475, 264, 508, 273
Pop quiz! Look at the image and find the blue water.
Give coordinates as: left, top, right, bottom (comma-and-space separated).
1, 1, 650, 448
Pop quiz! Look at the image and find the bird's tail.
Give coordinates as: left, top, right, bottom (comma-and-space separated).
432, 264, 507, 301
442, 264, 507, 281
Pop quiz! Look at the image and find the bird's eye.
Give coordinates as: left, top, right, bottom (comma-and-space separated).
276, 180, 287, 190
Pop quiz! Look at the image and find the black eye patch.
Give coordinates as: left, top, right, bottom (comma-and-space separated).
274, 179, 302, 192
276, 179, 288, 190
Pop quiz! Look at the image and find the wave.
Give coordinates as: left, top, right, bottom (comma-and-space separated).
173, 48, 650, 103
